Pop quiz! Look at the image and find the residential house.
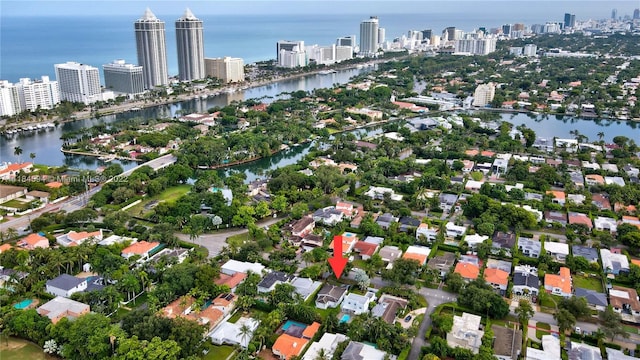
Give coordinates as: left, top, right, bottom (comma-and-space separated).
445, 222, 467, 238
257, 271, 293, 293
56, 230, 104, 247
484, 268, 509, 295
399, 216, 421, 232
605, 176, 625, 187
622, 216, 640, 229
518, 237, 541, 258
0, 163, 33, 181
362, 236, 384, 246
492, 158, 509, 174
353, 241, 379, 261
312, 207, 344, 226
272, 333, 309, 360
335, 201, 357, 218
606, 348, 636, 360
567, 194, 586, 205
402, 245, 431, 266
288, 216, 315, 237
544, 267, 572, 298
591, 194, 611, 211
609, 286, 640, 323
378, 245, 402, 267
512, 265, 539, 296
585, 174, 605, 186
568, 212, 593, 230
545, 211, 567, 226
454, 262, 480, 282
162, 296, 225, 332
447, 313, 485, 354
17, 233, 49, 250
341, 292, 375, 315
416, 223, 438, 242
331, 233, 358, 256
0, 184, 27, 203
215, 272, 247, 293
290, 277, 323, 302
0, 244, 11, 254
569, 172, 584, 188
572, 245, 599, 263
46, 274, 87, 298
341, 341, 387, 360
492, 232, 516, 256
301, 234, 325, 251
0, 267, 27, 288
439, 193, 459, 211
593, 216, 617, 233
210, 317, 260, 348
547, 191, 566, 206
364, 186, 403, 201
37, 296, 90, 324
464, 233, 488, 249
220, 260, 265, 276
211, 293, 237, 315
121, 241, 160, 260
376, 213, 399, 230
315, 284, 347, 309
302, 332, 349, 360
371, 295, 408, 325
574, 288, 608, 311
25, 190, 50, 203
486, 259, 512, 273
98, 234, 136, 246
601, 249, 630, 275
427, 252, 456, 278
526, 335, 561, 360
492, 324, 522, 360
464, 179, 484, 192
567, 342, 602, 360
545, 241, 569, 262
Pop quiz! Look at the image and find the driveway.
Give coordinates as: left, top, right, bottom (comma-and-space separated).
407, 287, 458, 360
176, 216, 282, 258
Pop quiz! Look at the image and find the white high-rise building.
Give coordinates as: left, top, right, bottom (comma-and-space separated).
455, 37, 497, 55
306, 44, 353, 65
175, 8, 205, 81
523, 44, 538, 57
54, 62, 102, 104
135, 8, 169, 89
335, 46, 354, 62
277, 40, 306, 68
378, 28, 386, 45
205, 57, 245, 83
472, 83, 495, 107
336, 35, 356, 47
359, 16, 379, 57
103, 60, 145, 95
16, 76, 60, 111
0, 81, 22, 116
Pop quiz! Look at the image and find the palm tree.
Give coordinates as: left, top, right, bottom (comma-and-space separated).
597, 132, 605, 142
238, 323, 252, 347
13, 146, 23, 162
29, 152, 36, 162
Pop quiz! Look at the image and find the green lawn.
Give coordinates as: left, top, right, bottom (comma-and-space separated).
227, 233, 251, 247
536, 322, 551, 340
0, 337, 56, 360
203, 344, 235, 360
0, 199, 32, 211
540, 295, 562, 309
572, 275, 604, 292
126, 185, 191, 216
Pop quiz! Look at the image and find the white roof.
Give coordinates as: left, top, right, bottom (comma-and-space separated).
465, 180, 484, 189
302, 333, 348, 360
464, 233, 488, 246
600, 249, 629, 272
38, 296, 89, 321
221, 260, 265, 275
405, 245, 431, 256
544, 241, 569, 255
98, 234, 136, 246
210, 317, 260, 348
446, 222, 467, 232
606, 347, 636, 360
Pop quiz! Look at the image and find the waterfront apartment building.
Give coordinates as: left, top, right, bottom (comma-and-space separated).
306, 45, 353, 65
175, 8, 205, 81
359, 16, 379, 57
103, 60, 145, 95
54, 62, 102, 104
0, 81, 22, 116
135, 8, 169, 89
455, 37, 497, 55
277, 40, 306, 68
17, 76, 60, 111
472, 83, 495, 107
205, 57, 245, 83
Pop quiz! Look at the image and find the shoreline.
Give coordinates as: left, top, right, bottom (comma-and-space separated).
0, 56, 402, 132
60, 148, 144, 162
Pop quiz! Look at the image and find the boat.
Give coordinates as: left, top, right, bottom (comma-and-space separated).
318, 70, 337, 75
130, 107, 141, 111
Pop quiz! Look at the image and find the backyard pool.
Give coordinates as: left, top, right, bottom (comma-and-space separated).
340, 314, 351, 323
282, 320, 307, 331
14, 299, 33, 309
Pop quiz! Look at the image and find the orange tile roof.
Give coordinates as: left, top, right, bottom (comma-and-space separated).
353, 241, 378, 257
45, 181, 64, 189
67, 230, 101, 242
480, 150, 495, 157
402, 252, 429, 266
121, 241, 160, 255
0, 244, 12, 253
545, 267, 572, 294
585, 174, 605, 184
212, 293, 237, 307
547, 190, 565, 200
302, 322, 321, 339
215, 272, 247, 288
465, 149, 479, 156
568, 213, 593, 229
484, 268, 509, 286
18, 233, 49, 249
631, 259, 640, 267
162, 296, 196, 319
0, 162, 32, 176
454, 262, 480, 280
194, 306, 224, 330
272, 334, 308, 359
331, 235, 358, 255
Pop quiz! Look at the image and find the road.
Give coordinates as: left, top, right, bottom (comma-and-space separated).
176, 216, 282, 258
408, 287, 458, 360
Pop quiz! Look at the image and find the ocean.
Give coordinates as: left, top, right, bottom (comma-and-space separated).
1, 1, 636, 82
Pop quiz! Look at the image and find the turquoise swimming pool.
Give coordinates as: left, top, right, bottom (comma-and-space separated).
282, 320, 307, 331
14, 299, 33, 309
340, 314, 351, 323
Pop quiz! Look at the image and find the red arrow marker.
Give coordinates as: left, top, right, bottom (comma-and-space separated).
328, 235, 348, 279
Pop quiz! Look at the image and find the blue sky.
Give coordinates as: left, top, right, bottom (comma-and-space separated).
2, 0, 639, 17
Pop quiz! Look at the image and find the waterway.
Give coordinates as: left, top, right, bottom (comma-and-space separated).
0, 66, 373, 169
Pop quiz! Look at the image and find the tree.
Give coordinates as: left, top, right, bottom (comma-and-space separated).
114, 336, 181, 360
353, 268, 370, 290
50, 313, 125, 360
515, 299, 535, 327
382, 258, 421, 285
232, 205, 256, 227
270, 195, 288, 214
554, 308, 576, 334
291, 203, 309, 219
444, 272, 465, 293
29, 152, 36, 161
599, 306, 628, 340
558, 296, 590, 320
13, 146, 23, 162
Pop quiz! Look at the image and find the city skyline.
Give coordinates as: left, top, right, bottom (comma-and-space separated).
135, 8, 169, 89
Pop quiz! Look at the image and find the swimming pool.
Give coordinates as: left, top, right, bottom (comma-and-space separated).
14, 299, 33, 309
340, 314, 351, 323
282, 320, 307, 331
